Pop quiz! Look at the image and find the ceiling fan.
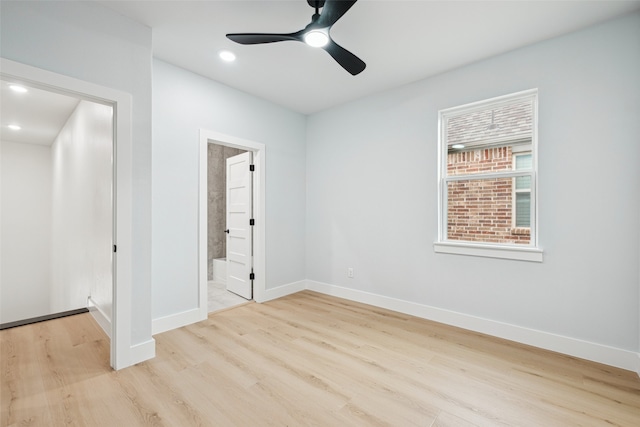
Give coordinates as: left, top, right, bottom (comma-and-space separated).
226, 0, 366, 76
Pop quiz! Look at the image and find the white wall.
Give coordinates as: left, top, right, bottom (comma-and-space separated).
306, 12, 640, 359
152, 60, 306, 320
1, 1, 153, 346
0, 141, 52, 324
51, 101, 113, 319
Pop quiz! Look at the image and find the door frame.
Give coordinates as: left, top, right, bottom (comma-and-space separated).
0, 58, 135, 369
198, 129, 266, 317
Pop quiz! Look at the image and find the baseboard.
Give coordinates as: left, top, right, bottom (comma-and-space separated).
0, 308, 89, 331
87, 297, 111, 338
149, 281, 304, 334
128, 338, 156, 366
152, 307, 206, 336
305, 280, 640, 373
261, 280, 307, 302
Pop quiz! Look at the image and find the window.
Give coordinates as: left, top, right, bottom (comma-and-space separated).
434, 89, 542, 262
513, 151, 532, 229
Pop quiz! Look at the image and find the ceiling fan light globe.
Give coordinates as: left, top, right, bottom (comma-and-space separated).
219, 50, 236, 62
304, 30, 329, 47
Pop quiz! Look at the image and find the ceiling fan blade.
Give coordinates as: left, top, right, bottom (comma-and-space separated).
316, 0, 358, 28
226, 32, 302, 45
322, 39, 366, 75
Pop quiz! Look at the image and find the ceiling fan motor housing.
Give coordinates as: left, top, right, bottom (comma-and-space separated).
308, 0, 326, 9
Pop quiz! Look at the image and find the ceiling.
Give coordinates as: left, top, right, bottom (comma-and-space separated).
99, 0, 640, 114
2, 1, 639, 142
0, 80, 79, 146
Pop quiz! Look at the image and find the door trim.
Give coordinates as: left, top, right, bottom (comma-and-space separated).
199, 129, 266, 319
0, 58, 141, 369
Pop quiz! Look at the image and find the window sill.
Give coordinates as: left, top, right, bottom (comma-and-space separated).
433, 241, 543, 262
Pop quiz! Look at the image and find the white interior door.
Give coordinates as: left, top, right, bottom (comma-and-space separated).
226, 151, 253, 299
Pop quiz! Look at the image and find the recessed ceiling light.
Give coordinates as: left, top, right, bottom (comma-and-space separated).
219, 50, 236, 62
452, 144, 465, 149
9, 85, 28, 93
8, 124, 22, 131
304, 30, 329, 48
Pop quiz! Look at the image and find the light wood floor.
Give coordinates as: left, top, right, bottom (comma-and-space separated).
2, 291, 639, 426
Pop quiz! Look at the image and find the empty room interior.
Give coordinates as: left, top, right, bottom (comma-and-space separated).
1, 1, 639, 425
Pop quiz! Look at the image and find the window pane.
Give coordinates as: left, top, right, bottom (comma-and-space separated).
515, 153, 532, 170
515, 175, 530, 190
447, 178, 530, 245
515, 192, 531, 227
446, 101, 533, 177
447, 101, 533, 148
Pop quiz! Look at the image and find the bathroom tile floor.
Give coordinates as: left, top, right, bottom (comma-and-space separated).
207, 280, 250, 313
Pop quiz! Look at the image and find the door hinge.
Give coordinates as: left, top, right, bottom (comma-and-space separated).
249, 218, 255, 226
113, 245, 117, 253
249, 272, 255, 281
249, 164, 255, 172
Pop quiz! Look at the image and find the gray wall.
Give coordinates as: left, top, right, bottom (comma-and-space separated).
152, 59, 306, 320
1, 1, 153, 345
208, 143, 245, 279
306, 12, 640, 353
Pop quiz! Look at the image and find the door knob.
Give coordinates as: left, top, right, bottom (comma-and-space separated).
224, 229, 230, 234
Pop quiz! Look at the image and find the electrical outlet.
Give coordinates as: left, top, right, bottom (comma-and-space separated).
347, 267, 354, 278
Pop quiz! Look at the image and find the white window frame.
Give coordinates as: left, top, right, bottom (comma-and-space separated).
434, 89, 543, 262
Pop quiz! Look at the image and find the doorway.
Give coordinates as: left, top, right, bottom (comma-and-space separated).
0, 58, 136, 369
206, 143, 250, 311
199, 129, 266, 318
0, 80, 113, 331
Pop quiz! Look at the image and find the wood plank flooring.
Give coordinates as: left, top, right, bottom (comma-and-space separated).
2, 290, 639, 426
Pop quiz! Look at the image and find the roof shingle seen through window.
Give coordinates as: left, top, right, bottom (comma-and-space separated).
447, 101, 532, 147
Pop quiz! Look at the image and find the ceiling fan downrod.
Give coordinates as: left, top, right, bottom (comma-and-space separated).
309, 0, 325, 22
